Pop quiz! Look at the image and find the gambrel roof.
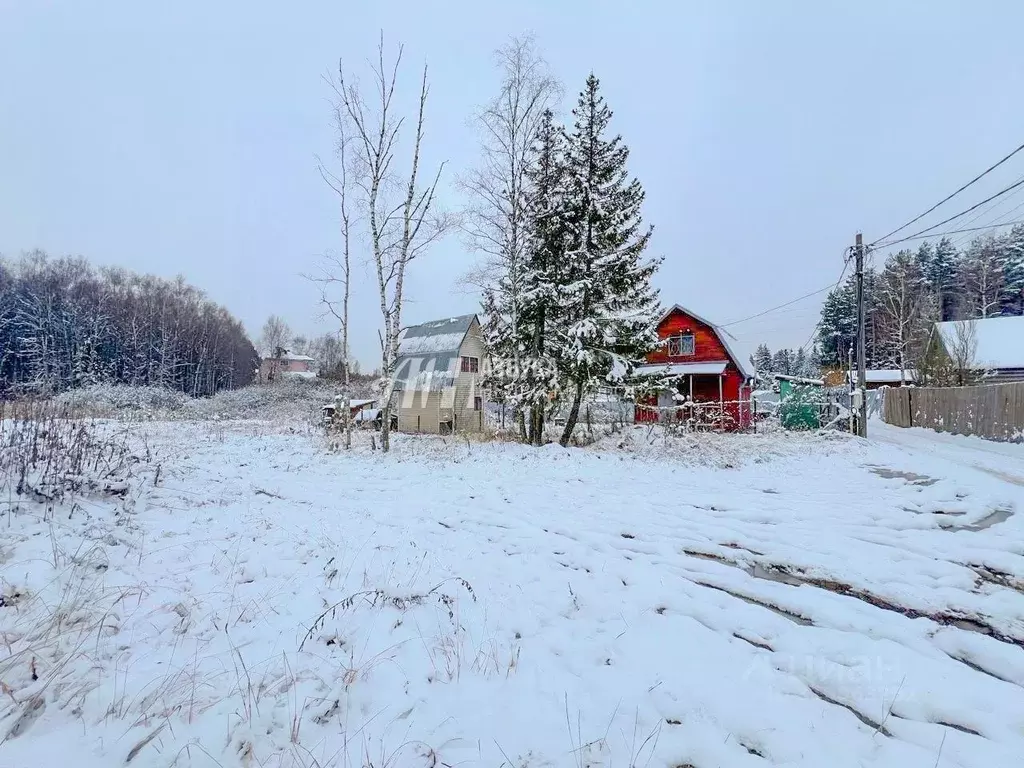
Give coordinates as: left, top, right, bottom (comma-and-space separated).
658, 304, 754, 379
393, 314, 479, 390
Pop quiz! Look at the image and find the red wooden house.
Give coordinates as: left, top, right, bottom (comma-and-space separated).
633, 304, 754, 430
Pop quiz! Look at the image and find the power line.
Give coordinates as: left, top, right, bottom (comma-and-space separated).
950, 196, 1024, 250
945, 173, 1024, 231
873, 176, 1024, 248
720, 282, 840, 328
798, 257, 852, 352
870, 140, 1024, 246
869, 218, 1024, 249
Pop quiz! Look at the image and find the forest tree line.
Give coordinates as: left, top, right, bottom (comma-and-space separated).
817, 226, 1024, 372
750, 345, 821, 381
0, 251, 258, 397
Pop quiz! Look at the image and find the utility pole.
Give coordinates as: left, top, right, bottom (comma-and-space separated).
854, 232, 867, 437
848, 342, 854, 435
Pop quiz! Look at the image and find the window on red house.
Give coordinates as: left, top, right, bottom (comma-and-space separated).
668, 334, 695, 356
461, 356, 479, 373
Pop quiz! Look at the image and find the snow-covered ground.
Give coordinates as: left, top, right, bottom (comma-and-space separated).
2, 419, 1023, 767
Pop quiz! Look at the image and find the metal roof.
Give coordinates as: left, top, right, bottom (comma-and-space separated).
393, 314, 478, 388
633, 362, 729, 377
397, 314, 477, 355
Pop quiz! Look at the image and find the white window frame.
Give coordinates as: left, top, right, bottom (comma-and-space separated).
461, 356, 480, 373
668, 334, 695, 357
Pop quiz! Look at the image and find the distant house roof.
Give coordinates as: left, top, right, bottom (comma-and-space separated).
934, 317, 1024, 370
393, 314, 478, 388
658, 305, 754, 379
634, 361, 728, 377
775, 374, 825, 386
845, 369, 917, 384
262, 350, 315, 362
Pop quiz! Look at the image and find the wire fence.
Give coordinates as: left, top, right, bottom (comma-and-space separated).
634, 399, 753, 431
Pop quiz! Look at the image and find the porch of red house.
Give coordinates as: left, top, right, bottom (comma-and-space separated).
635, 374, 749, 431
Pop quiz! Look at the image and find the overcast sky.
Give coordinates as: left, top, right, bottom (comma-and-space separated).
3, 1, 1023, 368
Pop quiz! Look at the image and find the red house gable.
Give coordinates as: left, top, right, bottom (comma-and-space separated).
645, 305, 749, 377
634, 305, 753, 430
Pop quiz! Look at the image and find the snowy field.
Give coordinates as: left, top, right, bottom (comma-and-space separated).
2, 418, 1023, 768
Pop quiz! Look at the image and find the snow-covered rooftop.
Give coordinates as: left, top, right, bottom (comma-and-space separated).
853, 369, 917, 384
633, 361, 728, 377
776, 373, 826, 386
262, 350, 315, 362
935, 316, 1024, 370
397, 314, 476, 356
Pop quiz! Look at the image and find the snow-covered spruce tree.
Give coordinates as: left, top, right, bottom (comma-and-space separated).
933, 234, 962, 319
553, 74, 661, 447
771, 348, 793, 376
479, 286, 517, 426
792, 347, 808, 379
752, 343, 773, 382
806, 345, 823, 379
817, 278, 857, 367
1000, 223, 1024, 315
519, 108, 569, 444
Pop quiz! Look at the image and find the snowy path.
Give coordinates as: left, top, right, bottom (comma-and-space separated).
872, 420, 1024, 487
2, 423, 1023, 768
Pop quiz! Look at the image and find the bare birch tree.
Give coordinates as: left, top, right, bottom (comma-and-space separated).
332, 36, 450, 452
461, 36, 560, 441
310, 108, 356, 449
877, 249, 929, 381
949, 318, 979, 386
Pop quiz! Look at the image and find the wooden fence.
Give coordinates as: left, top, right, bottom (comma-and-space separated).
882, 381, 1024, 442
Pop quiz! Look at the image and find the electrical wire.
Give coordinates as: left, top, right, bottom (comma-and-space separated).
868, 219, 1024, 250
869, 140, 1024, 246
949, 198, 1024, 250
942, 173, 1024, 234
872, 176, 1024, 248
798, 257, 852, 352
719, 284, 839, 328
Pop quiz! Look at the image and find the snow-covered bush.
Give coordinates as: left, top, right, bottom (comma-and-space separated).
0, 400, 140, 514
48, 378, 376, 425
53, 384, 190, 416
